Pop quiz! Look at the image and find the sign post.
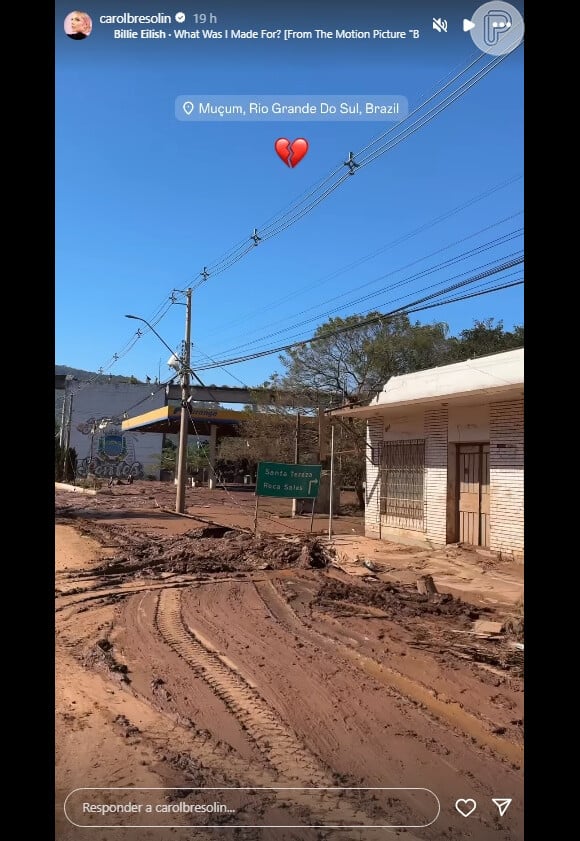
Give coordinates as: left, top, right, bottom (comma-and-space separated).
254, 462, 321, 536
253, 496, 260, 535
255, 462, 322, 500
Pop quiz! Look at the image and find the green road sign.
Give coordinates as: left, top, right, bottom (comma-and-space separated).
256, 462, 322, 499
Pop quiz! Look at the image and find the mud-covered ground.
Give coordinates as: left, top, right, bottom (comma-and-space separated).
56, 483, 524, 841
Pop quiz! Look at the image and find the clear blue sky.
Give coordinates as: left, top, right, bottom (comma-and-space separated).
56, 1, 524, 391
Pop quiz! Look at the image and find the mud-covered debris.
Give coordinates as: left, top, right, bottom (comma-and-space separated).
315, 578, 482, 621
502, 616, 524, 638
448, 641, 524, 676
81, 522, 337, 578
188, 526, 234, 539
473, 620, 503, 636
166, 754, 207, 788
298, 539, 331, 569
416, 575, 438, 596
83, 639, 130, 682
113, 715, 140, 737
363, 560, 380, 573
151, 676, 173, 701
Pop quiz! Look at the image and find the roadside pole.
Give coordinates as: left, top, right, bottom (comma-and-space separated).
176, 288, 192, 514
64, 390, 74, 482
59, 384, 68, 449
291, 412, 301, 517
253, 496, 260, 535
328, 424, 335, 540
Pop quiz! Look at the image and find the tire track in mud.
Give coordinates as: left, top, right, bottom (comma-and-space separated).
55, 573, 266, 614
154, 588, 425, 837
77, 588, 417, 834
155, 587, 329, 785
255, 577, 524, 767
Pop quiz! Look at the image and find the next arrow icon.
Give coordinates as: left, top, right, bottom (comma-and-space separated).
308, 479, 319, 495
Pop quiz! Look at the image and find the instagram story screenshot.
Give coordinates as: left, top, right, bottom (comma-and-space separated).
55, 1, 524, 839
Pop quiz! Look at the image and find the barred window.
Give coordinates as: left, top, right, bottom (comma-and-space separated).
380, 440, 425, 528
370, 443, 383, 466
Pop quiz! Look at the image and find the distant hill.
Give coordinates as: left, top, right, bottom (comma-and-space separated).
55, 365, 144, 384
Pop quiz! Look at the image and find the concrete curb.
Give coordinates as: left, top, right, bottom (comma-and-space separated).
55, 482, 98, 496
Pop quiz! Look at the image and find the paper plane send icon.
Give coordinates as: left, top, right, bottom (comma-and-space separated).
492, 798, 512, 817
463, 18, 476, 31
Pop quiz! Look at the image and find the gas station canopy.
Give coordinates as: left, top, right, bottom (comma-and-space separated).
121, 405, 243, 437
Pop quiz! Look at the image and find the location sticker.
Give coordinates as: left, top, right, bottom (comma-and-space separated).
182, 101, 195, 116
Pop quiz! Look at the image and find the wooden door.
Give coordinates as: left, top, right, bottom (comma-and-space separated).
480, 445, 490, 548
458, 444, 490, 548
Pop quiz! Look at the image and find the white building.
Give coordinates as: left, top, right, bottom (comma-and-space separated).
61, 380, 166, 480
330, 349, 524, 559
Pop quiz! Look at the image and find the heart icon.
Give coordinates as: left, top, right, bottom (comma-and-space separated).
275, 138, 309, 168
455, 799, 477, 818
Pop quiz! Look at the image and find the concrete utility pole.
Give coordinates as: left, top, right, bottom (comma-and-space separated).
291, 412, 301, 517
328, 424, 335, 540
126, 291, 192, 515
59, 383, 68, 448
175, 288, 192, 514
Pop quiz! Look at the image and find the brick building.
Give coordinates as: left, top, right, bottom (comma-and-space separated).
329, 349, 524, 559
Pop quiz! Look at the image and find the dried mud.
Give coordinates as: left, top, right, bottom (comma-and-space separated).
56, 485, 524, 841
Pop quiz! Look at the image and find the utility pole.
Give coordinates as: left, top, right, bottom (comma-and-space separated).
65, 391, 74, 482
176, 288, 192, 514
291, 412, 301, 517
125, 301, 192, 513
59, 383, 68, 449
328, 424, 335, 540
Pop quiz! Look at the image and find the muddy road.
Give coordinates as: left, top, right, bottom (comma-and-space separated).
55, 485, 523, 840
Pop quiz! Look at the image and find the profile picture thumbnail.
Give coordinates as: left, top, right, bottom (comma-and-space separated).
64, 10, 93, 40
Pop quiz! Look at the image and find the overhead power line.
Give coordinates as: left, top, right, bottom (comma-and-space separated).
191, 48, 515, 287
192, 219, 523, 363
79, 46, 520, 383
192, 265, 524, 371
216, 174, 523, 334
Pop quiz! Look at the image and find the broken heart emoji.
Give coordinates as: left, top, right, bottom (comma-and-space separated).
275, 138, 309, 168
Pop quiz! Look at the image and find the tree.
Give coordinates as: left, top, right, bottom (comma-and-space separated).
446, 319, 523, 362
157, 441, 211, 476
278, 313, 450, 405
55, 442, 77, 482
275, 313, 450, 508
218, 410, 319, 467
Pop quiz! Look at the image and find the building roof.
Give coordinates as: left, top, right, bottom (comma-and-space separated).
121, 405, 243, 437
328, 348, 524, 418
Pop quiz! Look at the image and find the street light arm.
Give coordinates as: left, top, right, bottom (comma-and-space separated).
125, 314, 182, 362
124, 314, 218, 403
